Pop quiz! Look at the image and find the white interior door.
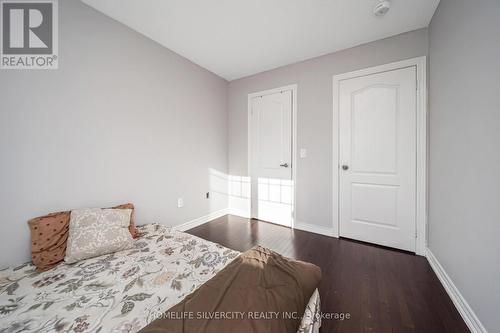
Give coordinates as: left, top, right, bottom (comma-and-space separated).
250, 90, 293, 227
339, 67, 417, 252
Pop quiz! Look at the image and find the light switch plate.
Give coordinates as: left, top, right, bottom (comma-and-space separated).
300, 148, 307, 158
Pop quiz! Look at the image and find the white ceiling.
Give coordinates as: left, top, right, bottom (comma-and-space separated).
81, 0, 439, 81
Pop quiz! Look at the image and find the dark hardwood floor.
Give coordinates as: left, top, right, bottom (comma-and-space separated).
187, 215, 469, 333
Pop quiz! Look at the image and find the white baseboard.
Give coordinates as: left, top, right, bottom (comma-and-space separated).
228, 207, 251, 219
174, 208, 229, 232
228, 210, 335, 238
426, 249, 487, 333
293, 221, 335, 237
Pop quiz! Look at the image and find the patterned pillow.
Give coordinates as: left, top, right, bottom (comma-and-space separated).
65, 208, 134, 263
111, 203, 139, 238
28, 211, 70, 271
28, 203, 138, 271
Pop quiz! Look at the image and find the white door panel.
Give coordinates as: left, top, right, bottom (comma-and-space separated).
351, 85, 398, 174
351, 183, 398, 227
252, 91, 292, 179
339, 67, 416, 252
250, 90, 293, 226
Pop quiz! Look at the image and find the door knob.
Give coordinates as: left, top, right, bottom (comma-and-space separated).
342, 165, 349, 170
280, 163, 289, 168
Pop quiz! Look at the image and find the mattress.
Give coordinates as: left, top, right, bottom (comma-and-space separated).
0, 224, 320, 333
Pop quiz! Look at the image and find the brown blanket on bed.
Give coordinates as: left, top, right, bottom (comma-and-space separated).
139, 246, 321, 333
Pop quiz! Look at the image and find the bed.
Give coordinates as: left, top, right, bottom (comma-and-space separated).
0, 224, 320, 333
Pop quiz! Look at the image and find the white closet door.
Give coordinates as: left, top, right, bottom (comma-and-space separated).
250, 90, 293, 226
339, 67, 417, 252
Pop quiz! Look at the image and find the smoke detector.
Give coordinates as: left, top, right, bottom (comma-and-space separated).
373, 0, 391, 16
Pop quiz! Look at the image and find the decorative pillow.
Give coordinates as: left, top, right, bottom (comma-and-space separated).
28, 203, 139, 271
65, 208, 134, 264
28, 211, 70, 271
111, 203, 139, 238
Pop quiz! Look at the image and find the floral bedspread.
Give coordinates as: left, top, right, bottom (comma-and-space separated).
0, 224, 320, 333
0, 224, 239, 332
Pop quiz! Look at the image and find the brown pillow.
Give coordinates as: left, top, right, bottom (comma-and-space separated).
28, 211, 70, 272
28, 203, 139, 271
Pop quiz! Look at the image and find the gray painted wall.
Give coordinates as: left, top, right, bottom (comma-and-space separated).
0, 0, 228, 267
227, 29, 428, 229
428, 0, 500, 331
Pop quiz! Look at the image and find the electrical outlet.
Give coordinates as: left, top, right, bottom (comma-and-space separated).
177, 198, 184, 208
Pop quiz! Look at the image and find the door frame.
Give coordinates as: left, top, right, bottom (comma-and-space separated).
247, 84, 298, 227
332, 57, 427, 255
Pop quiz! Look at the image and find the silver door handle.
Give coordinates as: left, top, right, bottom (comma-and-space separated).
342, 165, 349, 170
280, 163, 289, 168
